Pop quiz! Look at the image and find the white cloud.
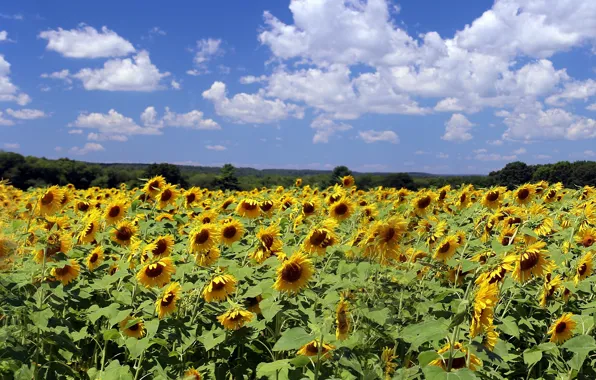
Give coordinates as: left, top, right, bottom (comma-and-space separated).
546, 79, 596, 106
6, 108, 47, 120
240, 75, 268, 84
0, 55, 31, 105
171, 79, 181, 90
434, 97, 465, 112
513, 147, 527, 155
206, 144, 227, 151
202, 81, 303, 124
39, 25, 135, 58
69, 142, 105, 155
194, 38, 223, 65
139, 106, 220, 130
3, 143, 19, 149
148, 27, 166, 37
0, 31, 8, 42
587, 103, 596, 111
474, 152, 518, 161
70, 109, 162, 140
584, 150, 596, 157
73, 51, 170, 91
442, 113, 475, 142
186, 69, 201, 76
436, 152, 449, 159
0, 111, 15, 126
487, 139, 504, 146
310, 115, 352, 144
40, 69, 72, 84
358, 129, 399, 144
68, 129, 83, 134
0, 14, 23, 20
87, 132, 128, 142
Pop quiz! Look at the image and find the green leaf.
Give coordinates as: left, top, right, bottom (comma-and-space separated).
71, 326, 89, 342
418, 350, 440, 367
256, 360, 292, 380
401, 319, 450, 350
103, 329, 121, 342
109, 308, 133, 327
88, 303, 120, 324
31, 308, 53, 331
523, 347, 542, 366
260, 297, 283, 322
562, 335, 596, 355
199, 329, 226, 351
498, 316, 520, 338
126, 337, 150, 359
102, 359, 133, 380
144, 318, 160, 339
422, 366, 478, 379
273, 327, 313, 351
366, 308, 389, 325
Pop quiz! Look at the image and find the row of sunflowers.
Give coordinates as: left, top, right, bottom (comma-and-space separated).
1, 176, 596, 379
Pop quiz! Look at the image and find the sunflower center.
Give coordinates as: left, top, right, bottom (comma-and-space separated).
359, 200, 367, 206
439, 242, 451, 253
439, 190, 447, 200
186, 193, 196, 204
582, 237, 594, 247
149, 181, 160, 190
310, 230, 328, 246
281, 262, 303, 283
161, 293, 175, 306
54, 265, 70, 276
246, 297, 260, 307
222, 200, 233, 209
116, 226, 133, 241
243, 202, 257, 211
555, 322, 567, 334
489, 267, 507, 284
329, 195, 340, 204
78, 202, 89, 211
417, 196, 431, 209
547, 190, 556, 199
128, 323, 140, 331
229, 313, 244, 322
160, 189, 172, 202
334, 203, 348, 215
460, 193, 467, 203
260, 201, 273, 211
450, 356, 467, 370
90, 253, 99, 263
153, 239, 168, 255
501, 234, 513, 246
383, 227, 396, 242
223, 226, 237, 239
41, 192, 54, 205
520, 252, 539, 271
261, 234, 274, 249
303, 203, 315, 214
578, 263, 588, 276
145, 263, 164, 278
486, 192, 499, 202
518, 189, 530, 200
195, 229, 210, 244
108, 206, 121, 218
306, 343, 319, 354
202, 217, 211, 224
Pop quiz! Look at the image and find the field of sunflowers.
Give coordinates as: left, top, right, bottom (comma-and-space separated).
2, 176, 596, 379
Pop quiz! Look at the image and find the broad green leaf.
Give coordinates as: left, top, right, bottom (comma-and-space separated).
418, 350, 440, 367
498, 316, 520, 338
273, 327, 313, 351
88, 303, 120, 324
256, 360, 292, 380
31, 308, 53, 330
260, 297, 283, 322
523, 347, 542, 366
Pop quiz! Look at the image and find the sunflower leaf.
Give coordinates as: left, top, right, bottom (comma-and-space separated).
523, 347, 542, 366
272, 327, 313, 351
256, 360, 292, 380
498, 316, 520, 338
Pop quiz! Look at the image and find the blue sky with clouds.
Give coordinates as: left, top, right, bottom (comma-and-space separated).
0, 0, 595, 174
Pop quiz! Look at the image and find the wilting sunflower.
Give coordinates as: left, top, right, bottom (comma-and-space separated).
513, 184, 535, 205
412, 192, 433, 216
157, 184, 179, 209
183, 368, 202, 380
430, 342, 482, 371
189, 224, 220, 253
144, 235, 175, 259
329, 197, 354, 221
119, 316, 146, 339
104, 200, 128, 225
220, 218, 244, 246
575, 228, 596, 248
217, 307, 253, 330
236, 199, 260, 218
203, 274, 237, 302
112, 221, 137, 246
548, 313, 576, 344
155, 282, 181, 319
136, 257, 175, 288
194, 247, 221, 267
297, 340, 335, 359
482, 327, 499, 351
341, 175, 355, 188
143, 175, 167, 199
51, 259, 80, 285
381, 347, 398, 379
38, 186, 65, 215
245, 295, 262, 314
273, 252, 313, 294
574, 251, 593, 285
470, 283, 498, 337
86, 246, 104, 271
335, 300, 350, 341
434, 236, 459, 262
512, 241, 554, 283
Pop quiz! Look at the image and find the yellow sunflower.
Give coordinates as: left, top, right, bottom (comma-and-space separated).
335, 300, 350, 341
540, 274, 562, 307
183, 368, 202, 380
157, 184, 179, 209
575, 228, 596, 248
295, 178, 303, 187
434, 236, 459, 262
136, 257, 176, 288
184, 187, 201, 208
189, 224, 220, 253
220, 218, 244, 246
429, 342, 481, 371
412, 192, 433, 216
217, 307, 254, 330
574, 251, 593, 285
143, 175, 167, 199
236, 199, 260, 218
104, 200, 128, 225
51, 259, 80, 285
259, 199, 276, 216
38, 186, 65, 215
513, 184, 535, 205
511, 241, 554, 283
155, 282, 181, 319
548, 313, 576, 344
297, 340, 335, 359
35, 231, 72, 263
112, 221, 137, 246
144, 235, 175, 259
194, 247, 221, 267
273, 252, 313, 294
341, 175, 355, 188
301, 200, 319, 217
119, 316, 146, 339
202, 274, 237, 302
86, 246, 104, 271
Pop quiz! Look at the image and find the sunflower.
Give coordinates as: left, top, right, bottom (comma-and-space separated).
136, 257, 175, 288
273, 252, 313, 294
112, 221, 137, 246
513, 184, 535, 205
456, 189, 471, 209
297, 340, 335, 359
236, 199, 260, 218
303, 220, 338, 255
35, 231, 72, 263
295, 178, 303, 187
259, 199, 276, 216
574, 251, 593, 285
470, 283, 498, 337
144, 235, 175, 259
156, 282, 181, 319
183, 368, 202, 380
540, 274, 562, 307
189, 224, 220, 253
475, 260, 514, 286
381, 347, 398, 379
184, 187, 201, 208
51, 259, 80, 285
157, 184, 179, 209
75, 200, 91, 213
195, 210, 218, 225
104, 200, 128, 225
481, 188, 504, 209
341, 175, 355, 188
220, 218, 244, 246
548, 313, 576, 344
575, 228, 596, 248
217, 307, 253, 330
511, 241, 554, 283
434, 236, 459, 262
335, 300, 350, 341
38, 186, 65, 215
86, 246, 104, 271
482, 327, 499, 351
203, 274, 237, 302
195, 247, 221, 267
245, 295, 263, 314
119, 316, 146, 339
143, 175, 167, 199
301, 200, 319, 217
220, 196, 236, 211
429, 342, 481, 371
370, 217, 407, 253
256, 224, 283, 253
412, 192, 433, 216
499, 226, 517, 246
329, 197, 354, 221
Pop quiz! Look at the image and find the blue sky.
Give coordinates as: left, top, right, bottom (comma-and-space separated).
0, 0, 595, 174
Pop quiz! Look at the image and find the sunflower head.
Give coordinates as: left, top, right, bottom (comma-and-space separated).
119, 316, 146, 339
51, 259, 80, 285
548, 313, 576, 344
329, 197, 354, 221
220, 218, 244, 245
273, 251, 313, 294
136, 257, 176, 288
156, 282, 181, 319
189, 224, 220, 253
112, 220, 138, 246
217, 307, 253, 330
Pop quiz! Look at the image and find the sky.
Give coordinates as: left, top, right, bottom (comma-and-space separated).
0, 0, 595, 174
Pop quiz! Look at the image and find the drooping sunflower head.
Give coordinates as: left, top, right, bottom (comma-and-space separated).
51, 259, 80, 285
245, 295, 263, 314
220, 218, 244, 246
548, 313, 576, 344
35, 231, 72, 263
335, 300, 350, 341
119, 316, 146, 339
203, 274, 237, 302
512, 241, 554, 283
112, 220, 138, 246
157, 184, 179, 209
430, 342, 482, 371
155, 282, 181, 319
189, 224, 220, 253
259, 199, 276, 216
136, 257, 176, 288
184, 187, 201, 208
575, 228, 596, 248
217, 307, 254, 330
574, 251, 594, 285
273, 251, 314, 294
297, 340, 335, 359
236, 199, 261, 218
194, 246, 221, 267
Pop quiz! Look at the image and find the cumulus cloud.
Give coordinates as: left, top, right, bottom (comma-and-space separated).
206, 144, 227, 151
40, 69, 72, 84
310, 115, 352, 144
70, 109, 162, 140
587, 103, 596, 111
0, 55, 31, 105
171, 79, 181, 90
358, 130, 399, 144
442, 114, 475, 142
187, 38, 224, 74
39, 25, 135, 58
545, 79, 596, 106
202, 81, 303, 124
73, 51, 170, 91
69, 142, 105, 155
0, 111, 15, 126
6, 108, 47, 120
3, 142, 19, 150
240, 75, 268, 84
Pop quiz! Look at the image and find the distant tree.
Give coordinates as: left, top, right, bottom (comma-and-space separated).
328, 166, 352, 186
143, 163, 188, 187
214, 164, 241, 191
488, 161, 534, 189
381, 173, 417, 190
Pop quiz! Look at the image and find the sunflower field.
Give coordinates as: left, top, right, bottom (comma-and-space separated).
2, 176, 596, 379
